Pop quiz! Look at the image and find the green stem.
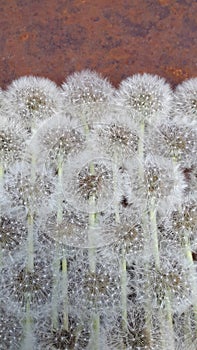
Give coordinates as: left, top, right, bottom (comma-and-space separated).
120, 246, 127, 333
149, 197, 175, 349
52, 245, 60, 329
0, 163, 4, 269
172, 159, 197, 336
137, 121, 154, 347
52, 152, 69, 329
27, 213, 34, 272
87, 162, 100, 349
113, 152, 127, 344
26, 154, 36, 272
21, 294, 34, 350
61, 256, 68, 330
138, 120, 145, 180
149, 197, 160, 269
183, 229, 197, 336
91, 313, 100, 350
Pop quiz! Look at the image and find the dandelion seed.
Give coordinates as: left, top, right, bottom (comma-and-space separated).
125, 155, 186, 213
4, 161, 55, 214
0, 214, 27, 254
28, 114, 86, 175
173, 77, 197, 126
116, 73, 172, 125
147, 119, 197, 166
36, 313, 90, 350
91, 112, 139, 161
62, 150, 122, 214
1, 251, 53, 310
62, 69, 115, 124
0, 302, 23, 350
5, 76, 63, 132
0, 117, 26, 170
69, 258, 121, 315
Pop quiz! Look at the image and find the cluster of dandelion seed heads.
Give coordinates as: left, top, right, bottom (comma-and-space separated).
0, 72, 196, 350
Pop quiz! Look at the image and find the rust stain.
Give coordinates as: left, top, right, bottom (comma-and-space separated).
165, 66, 189, 82
158, 0, 170, 5
20, 33, 29, 41
0, 0, 196, 89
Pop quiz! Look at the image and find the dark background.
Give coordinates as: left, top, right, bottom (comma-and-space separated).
0, 0, 197, 89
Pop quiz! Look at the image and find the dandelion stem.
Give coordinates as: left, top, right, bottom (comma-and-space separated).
27, 213, 34, 272
137, 121, 154, 347
22, 294, 34, 350
0, 163, 4, 269
149, 197, 175, 349
62, 255, 68, 330
52, 246, 60, 329
27, 154, 36, 272
87, 161, 100, 349
183, 229, 197, 336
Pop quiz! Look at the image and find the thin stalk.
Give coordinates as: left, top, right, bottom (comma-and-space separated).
120, 246, 127, 333
27, 213, 34, 272
149, 197, 175, 349
172, 159, 197, 335
138, 120, 145, 180
26, 154, 36, 272
23, 153, 36, 348
113, 152, 127, 344
88, 162, 100, 349
61, 255, 68, 330
183, 229, 197, 336
21, 294, 34, 350
137, 121, 154, 347
51, 245, 60, 329
0, 163, 4, 269
52, 152, 69, 330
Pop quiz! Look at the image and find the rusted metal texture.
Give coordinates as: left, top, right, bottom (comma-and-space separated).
0, 0, 197, 89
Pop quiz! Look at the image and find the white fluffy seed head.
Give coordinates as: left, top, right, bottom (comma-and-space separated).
0, 214, 27, 255
173, 77, 197, 126
91, 112, 139, 161
116, 73, 173, 125
146, 119, 197, 166
3, 161, 55, 215
61, 150, 123, 214
0, 117, 26, 169
5, 76, 64, 132
124, 155, 186, 213
0, 303, 23, 350
27, 114, 86, 175
62, 69, 115, 123
1, 251, 53, 311
36, 311, 90, 350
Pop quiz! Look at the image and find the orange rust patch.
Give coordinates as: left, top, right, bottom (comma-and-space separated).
20, 33, 29, 41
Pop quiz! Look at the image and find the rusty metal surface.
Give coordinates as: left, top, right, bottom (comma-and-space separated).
0, 0, 197, 89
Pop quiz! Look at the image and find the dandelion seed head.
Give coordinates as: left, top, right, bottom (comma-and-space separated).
0, 215, 27, 254
173, 77, 197, 125
0, 117, 26, 168
28, 114, 86, 175
37, 314, 90, 350
125, 155, 186, 212
116, 73, 172, 124
69, 263, 120, 314
0, 303, 23, 349
147, 119, 197, 165
62, 151, 120, 214
1, 253, 53, 310
4, 161, 55, 214
62, 69, 115, 123
92, 113, 139, 160
5, 76, 63, 131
